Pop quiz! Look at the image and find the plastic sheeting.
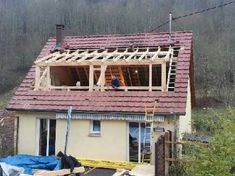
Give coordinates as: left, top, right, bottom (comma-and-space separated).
0, 162, 24, 176
0, 155, 60, 175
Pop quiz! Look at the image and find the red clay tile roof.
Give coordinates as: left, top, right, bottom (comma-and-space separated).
7, 31, 193, 115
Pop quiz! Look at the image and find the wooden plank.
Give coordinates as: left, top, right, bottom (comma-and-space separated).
35, 47, 181, 65
125, 49, 139, 61
36, 59, 171, 67
35, 52, 60, 64
33, 167, 85, 176
89, 65, 94, 91
112, 169, 129, 176
66, 50, 88, 62
46, 66, 51, 89
165, 158, 198, 163
103, 86, 162, 90
165, 141, 184, 145
38, 67, 48, 86
102, 49, 118, 62
118, 66, 126, 86
113, 49, 128, 62
149, 64, 152, 91
151, 46, 160, 61
50, 86, 89, 90
100, 65, 106, 91
79, 158, 136, 170
161, 62, 167, 91
138, 48, 149, 61
89, 50, 108, 62
46, 53, 68, 63
34, 66, 41, 90
77, 50, 98, 63
129, 165, 154, 176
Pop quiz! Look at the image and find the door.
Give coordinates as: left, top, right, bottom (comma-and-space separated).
38, 119, 56, 156
129, 122, 147, 163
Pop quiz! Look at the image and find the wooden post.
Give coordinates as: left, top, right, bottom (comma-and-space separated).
100, 65, 105, 91
46, 66, 51, 89
89, 65, 94, 91
35, 66, 40, 90
149, 64, 152, 91
161, 62, 166, 91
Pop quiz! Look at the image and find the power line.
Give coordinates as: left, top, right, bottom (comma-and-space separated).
149, 0, 235, 32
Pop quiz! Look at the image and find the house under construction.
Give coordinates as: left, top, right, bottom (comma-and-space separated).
7, 25, 195, 165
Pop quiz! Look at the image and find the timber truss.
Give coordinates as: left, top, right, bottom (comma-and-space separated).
34, 46, 181, 91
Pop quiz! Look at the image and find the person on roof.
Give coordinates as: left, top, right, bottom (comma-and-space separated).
111, 75, 120, 90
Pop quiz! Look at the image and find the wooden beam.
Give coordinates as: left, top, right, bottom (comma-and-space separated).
89, 50, 108, 62
127, 68, 133, 86
35, 47, 181, 65
46, 66, 51, 89
113, 49, 128, 62
33, 167, 85, 176
149, 64, 152, 91
47, 52, 68, 63
89, 65, 94, 91
161, 62, 167, 91
35, 52, 60, 64
151, 46, 160, 61
101, 49, 118, 62
77, 50, 98, 63
100, 65, 106, 91
125, 49, 139, 61
38, 67, 48, 87
138, 48, 149, 61
66, 50, 87, 62
34, 66, 41, 90
118, 66, 126, 86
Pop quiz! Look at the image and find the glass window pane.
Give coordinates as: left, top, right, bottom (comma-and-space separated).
93, 120, 100, 132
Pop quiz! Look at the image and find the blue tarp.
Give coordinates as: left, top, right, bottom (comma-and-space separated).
0, 154, 61, 174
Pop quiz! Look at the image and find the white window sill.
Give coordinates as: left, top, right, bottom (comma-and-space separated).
88, 132, 101, 137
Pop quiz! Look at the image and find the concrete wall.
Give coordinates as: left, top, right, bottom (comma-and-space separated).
56, 119, 128, 161
17, 113, 37, 155
179, 79, 192, 138
16, 112, 128, 161
151, 117, 177, 164
17, 112, 55, 155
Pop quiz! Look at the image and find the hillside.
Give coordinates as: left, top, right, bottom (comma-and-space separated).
0, 0, 234, 107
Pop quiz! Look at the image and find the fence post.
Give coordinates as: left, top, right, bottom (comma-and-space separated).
155, 135, 165, 176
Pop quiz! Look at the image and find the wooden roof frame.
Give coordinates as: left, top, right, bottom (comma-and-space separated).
35, 46, 175, 66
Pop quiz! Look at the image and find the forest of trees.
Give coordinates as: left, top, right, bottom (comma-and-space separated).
0, 0, 234, 106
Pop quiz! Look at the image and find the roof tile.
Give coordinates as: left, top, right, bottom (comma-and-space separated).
7, 31, 193, 115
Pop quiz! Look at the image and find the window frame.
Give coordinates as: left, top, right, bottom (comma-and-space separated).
90, 120, 101, 135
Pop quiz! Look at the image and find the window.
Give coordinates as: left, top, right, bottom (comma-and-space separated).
90, 120, 101, 134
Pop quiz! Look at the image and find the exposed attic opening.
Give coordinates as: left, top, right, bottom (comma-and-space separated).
49, 65, 165, 90
34, 46, 181, 92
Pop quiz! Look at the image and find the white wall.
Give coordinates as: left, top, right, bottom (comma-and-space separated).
179, 79, 192, 139
56, 119, 128, 161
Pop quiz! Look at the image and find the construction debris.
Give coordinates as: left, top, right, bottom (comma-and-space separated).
33, 167, 85, 176
112, 169, 129, 176
129, 164, 154, 176
79, 158, 136, 170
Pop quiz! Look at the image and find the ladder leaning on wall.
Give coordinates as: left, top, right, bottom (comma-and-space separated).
141, 100, 158, 163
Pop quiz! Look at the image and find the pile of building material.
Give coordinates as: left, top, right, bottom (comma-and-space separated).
0, 154, 85, 176
112, 164, 155, 176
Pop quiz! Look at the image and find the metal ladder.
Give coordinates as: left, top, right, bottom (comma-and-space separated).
141, 101, 157, 163
167, 53, 177, 91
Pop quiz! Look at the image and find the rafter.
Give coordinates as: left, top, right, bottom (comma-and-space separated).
35, 46, 179, 66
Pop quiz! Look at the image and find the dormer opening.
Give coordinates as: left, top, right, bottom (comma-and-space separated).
34, 46, 181, 92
